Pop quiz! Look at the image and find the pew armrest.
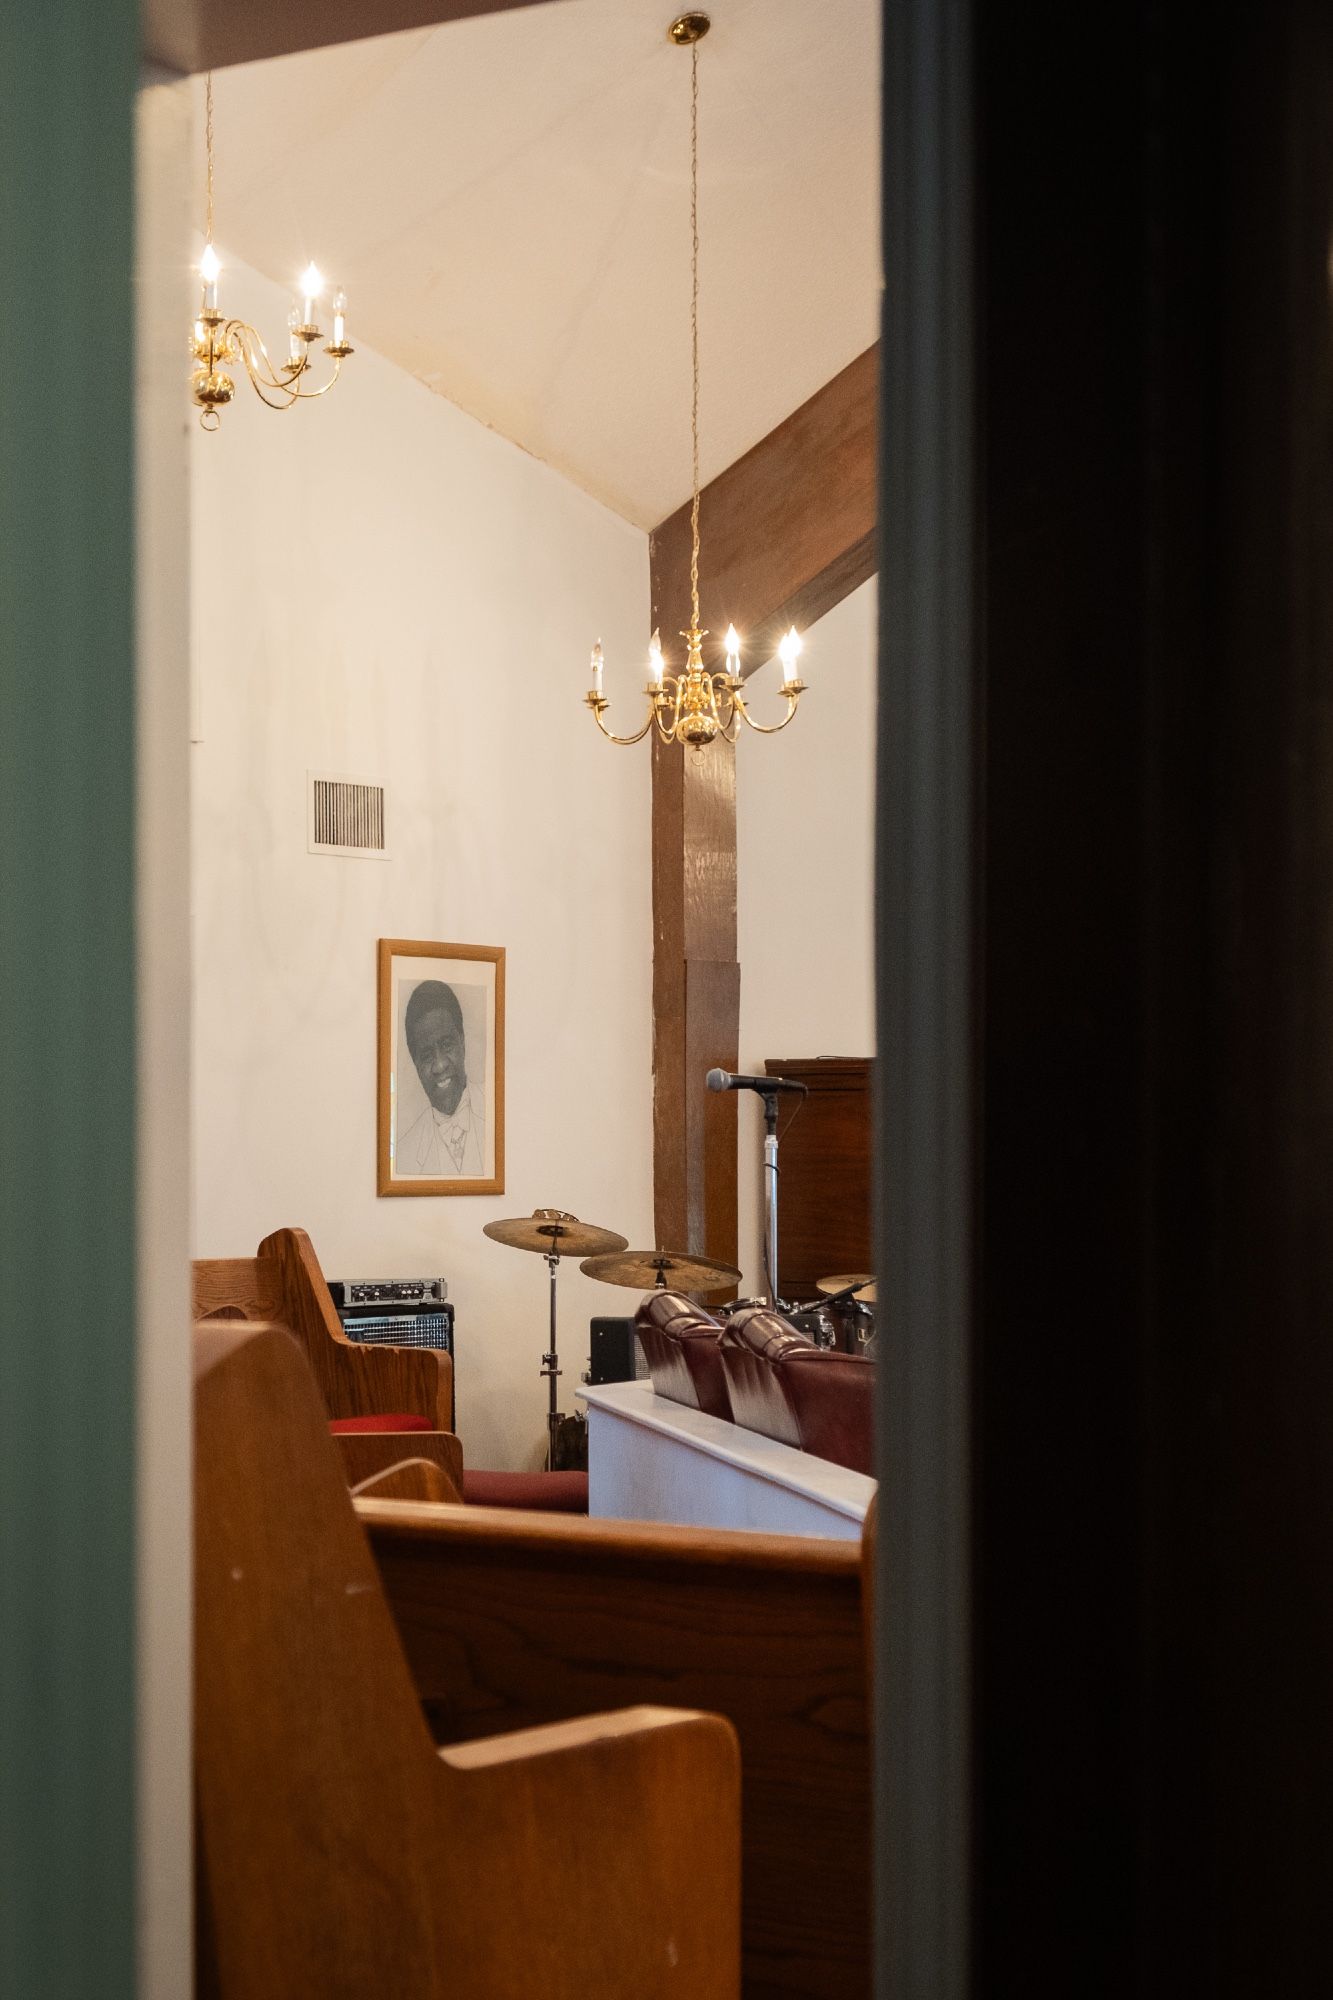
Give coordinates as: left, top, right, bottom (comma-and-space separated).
351, 1458, 463, 1504
337, 1428, 464, 1498
321, 1336, 454, 1432
435, 1705, 740, 1999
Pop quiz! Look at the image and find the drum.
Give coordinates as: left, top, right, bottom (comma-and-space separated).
785, 1301, 840, 1350
823, 1294, 876, 1356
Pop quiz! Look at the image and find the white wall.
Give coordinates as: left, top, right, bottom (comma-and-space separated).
192, 258, 653, 1471
735, 578, 877, 1294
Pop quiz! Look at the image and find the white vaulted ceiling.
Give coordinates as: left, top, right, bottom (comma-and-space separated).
201, 0, 880, 527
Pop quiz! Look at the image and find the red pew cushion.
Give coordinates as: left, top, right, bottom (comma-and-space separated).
462, 1469, 589, 1513
327, 1413, 435, 1434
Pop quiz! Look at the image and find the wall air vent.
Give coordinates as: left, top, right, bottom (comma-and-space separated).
307, 773, 389, 858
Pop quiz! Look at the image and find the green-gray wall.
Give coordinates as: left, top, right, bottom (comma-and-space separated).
0, 7, 140, 1994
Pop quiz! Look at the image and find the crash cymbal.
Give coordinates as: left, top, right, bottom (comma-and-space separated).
483, 1209, 629, 1259
580, 1248, 742, 1293
816, 1272, 877, 1304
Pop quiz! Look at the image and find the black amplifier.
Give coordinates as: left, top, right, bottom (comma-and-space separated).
587, 1317, 644, 1387
329, 1278, 455, 1429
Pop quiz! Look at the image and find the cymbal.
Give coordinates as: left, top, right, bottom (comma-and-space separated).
483, 1209, 628, 1259
580, 1248, 742, 1293
816, 1272, 877, 1304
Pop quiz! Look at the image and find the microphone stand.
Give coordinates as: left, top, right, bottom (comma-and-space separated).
761, 1087, 782, 1305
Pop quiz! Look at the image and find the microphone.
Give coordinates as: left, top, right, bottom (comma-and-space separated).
705, 1068, 807, 1096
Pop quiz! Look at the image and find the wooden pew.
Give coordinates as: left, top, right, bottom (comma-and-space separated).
194, 1224, 461, 1492
358, 1497, 871, 2000
196, 1319, 740, 1999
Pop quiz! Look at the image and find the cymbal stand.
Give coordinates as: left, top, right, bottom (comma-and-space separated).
541, 1247, 562, 1467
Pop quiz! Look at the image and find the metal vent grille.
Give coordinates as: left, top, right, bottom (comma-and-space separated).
307, 774, 389, 858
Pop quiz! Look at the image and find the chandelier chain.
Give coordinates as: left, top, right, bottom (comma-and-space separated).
689, 37, 701, 636
581, 12, 807, 752
205, 71, 215, 245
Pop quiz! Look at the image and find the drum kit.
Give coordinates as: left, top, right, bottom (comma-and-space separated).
483, 1207, 876, 1468
790, 1272, 878, 1353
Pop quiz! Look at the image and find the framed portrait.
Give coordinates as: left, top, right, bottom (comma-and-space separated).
378, 939, 505, 1196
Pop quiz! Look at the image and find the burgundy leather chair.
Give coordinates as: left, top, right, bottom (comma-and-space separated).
634, 1290, 733, 1421
720, 1306, 874, 1476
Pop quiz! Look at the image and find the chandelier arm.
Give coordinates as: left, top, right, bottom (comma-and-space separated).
227, 322, 302, 396
283, 356, 345, 401
234, 370, 302, 413
229, 329, 344, 410
666, 678, 691, 743
710, 676, 738, 729
586, 686, 661, 746
594, 707, 659, 747
731, 688, 804, 736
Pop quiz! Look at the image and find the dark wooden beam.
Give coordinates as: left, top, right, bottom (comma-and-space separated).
650, 347, 879, 1265
649, 345, 879, 677
650, 728, 739, 1262
143, 0, 545, 76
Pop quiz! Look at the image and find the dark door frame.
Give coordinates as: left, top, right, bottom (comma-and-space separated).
875, 0, 1333, 1993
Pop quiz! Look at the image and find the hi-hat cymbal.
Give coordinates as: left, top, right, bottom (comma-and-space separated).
580, 1248, 742, 1293
816, 1272, 877, 1304
483, 1209, 629, 1259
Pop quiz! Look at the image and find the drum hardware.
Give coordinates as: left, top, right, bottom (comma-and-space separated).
786, 1301, 840, 1349
482, 1209, 628, 1469
579, 1248, 743, 1295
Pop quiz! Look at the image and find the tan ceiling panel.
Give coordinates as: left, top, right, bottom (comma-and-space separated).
191, 0, 880, 525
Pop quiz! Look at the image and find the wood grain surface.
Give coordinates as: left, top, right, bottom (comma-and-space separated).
195, 1320, 741, 1998
649, 348, 879, 679
360, 1498, 870, 1999
765, 1059, 874, 1300
144, 0, 546, 75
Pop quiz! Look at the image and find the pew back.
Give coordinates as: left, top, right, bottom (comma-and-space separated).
360, 1499, 870, 2000
196, 1320, 741, 1999
192, 1225, 452, 1430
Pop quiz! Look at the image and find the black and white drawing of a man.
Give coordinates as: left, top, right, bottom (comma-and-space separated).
397, 979, 486, 1177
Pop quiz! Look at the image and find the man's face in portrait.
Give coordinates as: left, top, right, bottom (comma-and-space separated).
409, 1002, 467, 1118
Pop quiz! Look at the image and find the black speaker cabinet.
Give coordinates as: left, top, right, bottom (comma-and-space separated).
588, 1317, 639, 1386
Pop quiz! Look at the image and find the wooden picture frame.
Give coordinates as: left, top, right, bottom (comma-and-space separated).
378, 939, 505, 1197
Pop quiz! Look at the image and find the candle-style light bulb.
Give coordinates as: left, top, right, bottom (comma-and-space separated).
287, 305, 304, 366
724, 624, 742, 670
647, 629, 665, 689
778, 626, 803, 684
331, 287, 348, 348
299, 262, 323, 327
200, 240, 220, 312
591, 640, 604, 695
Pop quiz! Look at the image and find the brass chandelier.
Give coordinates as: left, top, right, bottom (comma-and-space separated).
190, 73, 354, 431
584, 12, 807, 753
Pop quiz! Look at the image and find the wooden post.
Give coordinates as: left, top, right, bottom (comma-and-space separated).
650, 348, 879, 1262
